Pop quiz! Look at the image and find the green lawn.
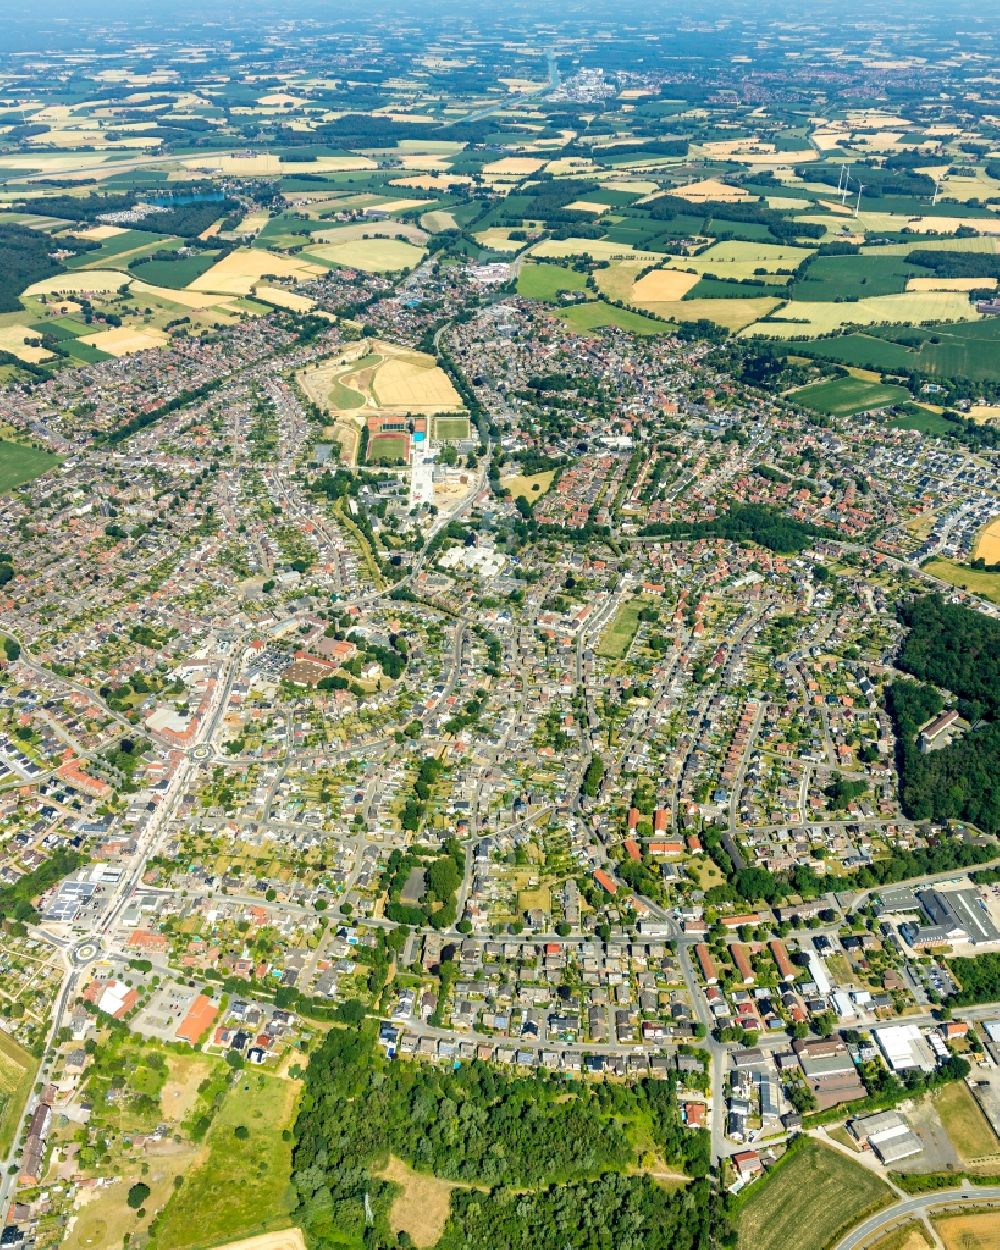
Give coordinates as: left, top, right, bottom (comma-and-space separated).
597, 599, 647, 659
0, 1030, 36, 1157
153, 1071, 300, 1250
792, 376, 910, 416
516, 261, 590, 303
737, 1139, 892, 1250
0, 437, 63, 492
888, 406, 960, 437
558, 299, 672, 336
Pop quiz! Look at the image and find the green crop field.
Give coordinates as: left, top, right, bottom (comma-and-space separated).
64, 229, 169, 269
153, 1071, 299, 1250
0, 1031, 36, 1156
737, 1139, 892, 1250
516, 261, 590, 302
558, 299, 671, 336
791, 254, 920, 302
792, 376, 910, 416
0, 437, 63, 492
129, 252, 220, 288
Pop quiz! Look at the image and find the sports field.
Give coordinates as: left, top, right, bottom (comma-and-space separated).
0, 437, 63, 493
737, 1139, 892, 1250
433, 415, 471, 440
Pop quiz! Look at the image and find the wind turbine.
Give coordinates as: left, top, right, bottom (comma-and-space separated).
932, 174, 942, 206
854, 183, 865, 217
840, 165, 852, 205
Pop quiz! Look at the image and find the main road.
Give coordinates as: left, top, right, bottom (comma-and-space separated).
833, 1186, 1000, 1250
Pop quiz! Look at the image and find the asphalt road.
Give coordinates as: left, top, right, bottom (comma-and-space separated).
833, 1186, 1000, 1250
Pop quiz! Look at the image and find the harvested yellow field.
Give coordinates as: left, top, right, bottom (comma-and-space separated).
24, 268, 136, 296
130, 280, 236, 309
373, 356, 463, 409
0, 326, 51, 363
631, 269, 701, 302
369, 198, 430, 215
976, 517, 1000, 564
669, 296, 780, 331
189, 249, 324, 295
235, 211, 268, 234
80, 326, 168, 356
499, 77, 547, 93
483, 156, 546, 177
379, 1156, 466, 1249
672, 178, 748, 202
391, 173, 474, 191
422, 210, 459, 233
746, 291, 982, 337
906, 276, 997, 292
473, 228, 523, 252
967, 406, 1000, 424
305, 237, 425, 273
934, 1211, 1000, 1250
312, 222, 427, 245
205, 1232, 306, 1250
530, 237, 659, 262
254, 286, 316, 312
73, 224, 128, 240
396, 153, 450, 170
565, 200, 611, 214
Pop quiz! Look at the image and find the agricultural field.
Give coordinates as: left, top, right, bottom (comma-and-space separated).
791, 376, 911, 416
933, 1211, 1000, 1250
923, 559, 1000, 606
736, 1140, 893, 1250
0, 1030, 35, 1156
303, 236, 426, 273
748, 290, 982, 338
558, 300, 671, 336
974, 518, 1000, 564
516, 261, 590, 302
0, 436, 63, 492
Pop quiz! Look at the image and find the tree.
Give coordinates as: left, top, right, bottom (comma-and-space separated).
127, 1182, 150, 1210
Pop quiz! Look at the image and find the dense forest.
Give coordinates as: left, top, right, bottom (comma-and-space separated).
291, 1025, 710, 1249
896, 594, 1000, 721
883, 596, 1000, 833
640, 504, 837, 553
0, 223, 63, 312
